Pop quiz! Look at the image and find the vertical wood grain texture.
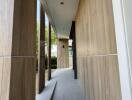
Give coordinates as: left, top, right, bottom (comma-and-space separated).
9, 58, 35, 100
0, 58, 3, 99
75, 0, 122, 99
57, 39, 69, 68
0, 0, 36, 100
12, 0, 36, 56
0, 0, 14, 99
37, 4, 46, 94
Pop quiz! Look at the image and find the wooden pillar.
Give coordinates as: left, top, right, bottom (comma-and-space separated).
38, 4, 45, 94
72, 40, 77, 79
0, 0, 36, 100
72, 41, 75, 71
48, 23, 51, 80
57, 39, 69, 68
72, 22, 77, 79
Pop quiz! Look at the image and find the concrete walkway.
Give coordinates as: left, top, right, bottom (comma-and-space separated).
36, 80, 57, 100
36, 68, 85, 100
52, 68, 85, 100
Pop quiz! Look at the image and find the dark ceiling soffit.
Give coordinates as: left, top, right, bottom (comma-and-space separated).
70, 21, 75, 39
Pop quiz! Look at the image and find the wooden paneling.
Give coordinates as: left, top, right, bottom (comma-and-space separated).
12, 0, 36, 56
0, 0, 36, 100
0, 0, 14, 99
37, 5, 46, 93
9, 57, 35, 100
0, 57, 11, 100
57, 39, 69, 68
76, 0, 117, 57
75, 0, 122, 99
81, 55, 121, 100
0, 58, 3, 99
0, 0, 14, 56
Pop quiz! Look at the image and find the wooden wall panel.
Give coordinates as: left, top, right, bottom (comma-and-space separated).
0, 0, 14, 99
37, 5, 46, 93
0, 0, 36, 100
12, 0, 36, 56
0, 57, 3, 99
75, 0, 122, 99
82, 56, 121, 100
76, 0, 117, 57
9, 58, 35, 100
0, 57, 12, 100
57, 39, 69, 68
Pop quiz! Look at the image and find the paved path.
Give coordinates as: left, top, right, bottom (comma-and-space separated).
52, 68, 85, 100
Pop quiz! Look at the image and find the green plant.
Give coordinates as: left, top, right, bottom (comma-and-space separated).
45, 56, 57, 69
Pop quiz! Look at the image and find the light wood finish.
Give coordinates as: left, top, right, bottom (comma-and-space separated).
75, 0, 122, 99
0, 0, 36, 100
57, 39, 69, 68
0, 0, 14, 99
38, 4, 46, 94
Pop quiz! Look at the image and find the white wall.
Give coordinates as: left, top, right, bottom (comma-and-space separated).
122, 0, 132, 82
112, 0, 132, 100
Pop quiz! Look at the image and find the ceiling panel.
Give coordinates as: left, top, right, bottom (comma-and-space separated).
42, 0, 79, 38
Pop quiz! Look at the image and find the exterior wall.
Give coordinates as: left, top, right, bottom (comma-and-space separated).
0, 0, 36, 100
112, 0, 132, 99
0, 0, 14, 99
75, 0, 122, 99
122, 0, 132, 78
57, 39, 69, 68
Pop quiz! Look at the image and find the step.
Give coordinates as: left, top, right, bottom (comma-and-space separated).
36, 80, 57, 100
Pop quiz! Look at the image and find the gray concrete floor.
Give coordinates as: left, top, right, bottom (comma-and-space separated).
52, 68, 85, 100
36, 80, 57, 100
36, 68, 85, 100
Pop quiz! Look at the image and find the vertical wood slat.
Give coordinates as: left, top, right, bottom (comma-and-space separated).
75, 0, 122, 99
0, 58, 3, 99
10, 0, 36, 99
38, 4, 46, 94
0, 2, 14, 99
0, 0, 36, 100
48, 23, 51, 80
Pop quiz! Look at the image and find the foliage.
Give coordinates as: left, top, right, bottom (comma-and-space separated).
45, 27, 57, 45
35, 22, 57, 54
35, 23, 57, 71
45, 55, 57, 69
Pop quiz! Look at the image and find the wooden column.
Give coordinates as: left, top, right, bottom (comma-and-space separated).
72, 40, 77, 79
72, 22, 77, 79
0, 0, 36, 100
75, 0, 122, 99
38, 5, 45, 94
57, 39, 69, 68
48, 23, 51, 80
70, 21, 77, 79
